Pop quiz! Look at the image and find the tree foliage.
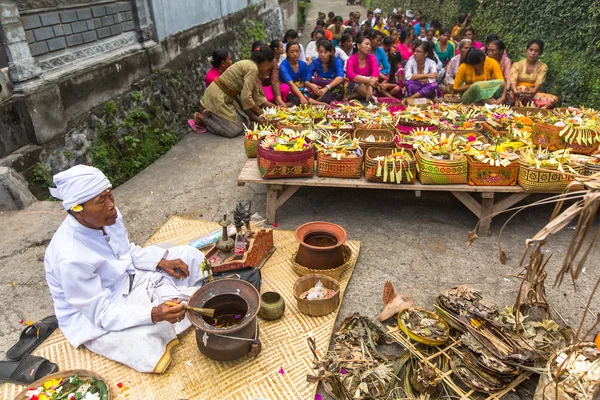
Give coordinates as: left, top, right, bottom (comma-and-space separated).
364, 0, 600, 108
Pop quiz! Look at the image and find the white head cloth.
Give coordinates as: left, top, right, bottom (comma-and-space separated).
374, 8, 381, 14
49, 165, 112, 210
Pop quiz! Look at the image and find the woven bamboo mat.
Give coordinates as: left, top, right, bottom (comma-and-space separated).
2, 217, 360, 400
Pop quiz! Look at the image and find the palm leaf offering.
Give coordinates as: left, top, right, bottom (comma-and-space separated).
551, 107, 600, 145
314, 131, 361, 159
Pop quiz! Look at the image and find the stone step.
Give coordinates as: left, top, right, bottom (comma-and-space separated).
0, 144, 42, 173
0, 166, 37, 210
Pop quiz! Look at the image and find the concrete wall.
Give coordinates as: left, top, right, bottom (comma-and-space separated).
150, 0, 266, 41
279, 0, 297, 31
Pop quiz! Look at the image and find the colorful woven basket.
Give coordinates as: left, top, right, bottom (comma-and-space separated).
316, 151, 362, 179
257, 140, 315, 179
353, 128, 395, 152
364, 147, 416, 184
518, 161, 584, 192
416, 150, 468, 185
467, 157, 519, 186
531, 122, 562, 150
244, 138, 259, 158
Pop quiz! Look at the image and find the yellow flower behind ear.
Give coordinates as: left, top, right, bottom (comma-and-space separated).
72, 204, 83, 212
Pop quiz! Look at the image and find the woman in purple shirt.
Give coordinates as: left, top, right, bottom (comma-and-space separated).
346, 36, 379, 102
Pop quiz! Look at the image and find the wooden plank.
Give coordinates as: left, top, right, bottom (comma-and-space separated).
277, 185, 300, 208
238, 161, 527, 193
451, 191, 482, 217
478, 194, 495, 236
494, 192, 531, 214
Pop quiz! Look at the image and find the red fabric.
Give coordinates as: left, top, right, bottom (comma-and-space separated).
204, 67, 220, 88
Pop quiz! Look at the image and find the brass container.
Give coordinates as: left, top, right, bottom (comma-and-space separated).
259, 291, 285, 321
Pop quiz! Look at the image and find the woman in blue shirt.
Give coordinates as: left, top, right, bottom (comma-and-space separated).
304, 39, 345, 103
279, 41, 313, 106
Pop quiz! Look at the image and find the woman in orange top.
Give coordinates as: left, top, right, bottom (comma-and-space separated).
316, 19, 334, 41
453, 48, 505, 104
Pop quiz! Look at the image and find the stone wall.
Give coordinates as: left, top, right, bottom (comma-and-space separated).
37, 1, 284, 179
20, 1, 136, 68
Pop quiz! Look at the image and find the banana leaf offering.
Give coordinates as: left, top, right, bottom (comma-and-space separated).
398, 308, 449, 346
450, 348, 513, 393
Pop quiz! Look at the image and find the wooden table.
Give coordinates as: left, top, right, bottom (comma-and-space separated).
238, 160, 536, 236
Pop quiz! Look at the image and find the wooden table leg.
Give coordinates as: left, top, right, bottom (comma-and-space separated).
265, 185, 282, 225
478, 192, 495, 236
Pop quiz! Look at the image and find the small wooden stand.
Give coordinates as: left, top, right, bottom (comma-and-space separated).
205, 228, 275, 273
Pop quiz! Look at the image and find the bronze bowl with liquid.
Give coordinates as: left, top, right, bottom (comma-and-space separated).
294, 221, 347, 270
187, 279, 260, 361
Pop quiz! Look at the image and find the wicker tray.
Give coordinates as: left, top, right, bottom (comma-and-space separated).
518, 161, 584, 192
364, 147, 416, 184
416, 150, 468, 184
353, 128, 395, 152
316, 151, 362, 179
15, 370, 111, 400
257, 139, 315, 179
467, 156, 519, 186
292, 244, 352, 280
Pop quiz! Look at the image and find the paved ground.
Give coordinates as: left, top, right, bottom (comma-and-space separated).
299, 0, 367, 47
1, 0, 599, 397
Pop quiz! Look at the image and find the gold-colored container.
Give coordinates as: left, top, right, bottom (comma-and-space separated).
259, 291, 285, 321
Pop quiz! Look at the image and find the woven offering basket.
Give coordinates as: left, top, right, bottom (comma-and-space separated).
584, 159, 600, 176
480, 122, 509, 138
293, 274, 340, 317
292, 243, 352, 280
257, 139, 315, 179
518, 160, 584, 192
244, 138, 259, 158
316, 151, 362, 179
542, 342, 597, 400
353, 128, 395, 152
397, 308, 450, 346
276, 122, 309, 132
364, 147, 416, 184
15, 370, 112, 400
416, 150, 468, 184
532, 122, 563, 151
467, 156, 519, 186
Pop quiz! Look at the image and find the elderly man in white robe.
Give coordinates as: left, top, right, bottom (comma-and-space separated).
44, 165, 205, 373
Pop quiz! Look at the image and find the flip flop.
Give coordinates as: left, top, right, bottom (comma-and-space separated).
6, 316, 58, 362
188, 119, 207, 133
0, 354, 58, 385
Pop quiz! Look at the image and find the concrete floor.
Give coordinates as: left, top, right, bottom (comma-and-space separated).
1, 0, 599, 397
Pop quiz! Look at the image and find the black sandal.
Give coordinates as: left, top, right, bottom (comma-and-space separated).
0, 354, 58, 385
6, 316, 58, 362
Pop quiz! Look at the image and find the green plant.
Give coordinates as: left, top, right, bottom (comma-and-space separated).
63, 151, 74, 159
104, 100, 117, 115
298, 1, 309, 28
240, 20, 267, 59
130, 91, 143, 101
32, 163, 54, 188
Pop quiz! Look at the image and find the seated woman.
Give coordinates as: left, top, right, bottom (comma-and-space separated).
305, 29, 326, 64
453, 48, 505, 104
283, 29, 306, 61
404, 40, 440, 100
459, 28, 482, 52
328, 16, 347, 47
316, 19, 334, 41
378, 51, 405, 99
339, 33, 354, 60
346, 36, 380, 102
204, 48, 232, 88
279, 41, 322, 106
444, 39, 472, 89
196, 46, 275, 137
395, 28, 414, 63
259, 40, 290, 107
435, 28, 455, 67
304, 40, 345, 103
270, 39, 286, 65
510, 39, 557, 107
486, 39, 510, 104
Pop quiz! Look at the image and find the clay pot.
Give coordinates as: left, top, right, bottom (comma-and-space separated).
259, 291, 285, 321
295, 221, 347, 270
187, 279, 260, 362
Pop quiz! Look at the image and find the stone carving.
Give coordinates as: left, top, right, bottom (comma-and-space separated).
39, 32, 137, 71
17, 0, 110, 12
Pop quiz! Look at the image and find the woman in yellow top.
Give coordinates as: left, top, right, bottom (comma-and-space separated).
510, 39, 557, 107
453, 48, 505, 104
196, 46, 275, 137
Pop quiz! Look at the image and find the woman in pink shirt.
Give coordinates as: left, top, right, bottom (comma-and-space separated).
346, 36, 380, 102
204, 49, 232, 88
395, 28, 414, 61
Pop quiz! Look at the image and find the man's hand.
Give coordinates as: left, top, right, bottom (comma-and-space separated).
151, 299, 185, 324
158, 258, 190, 280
